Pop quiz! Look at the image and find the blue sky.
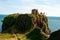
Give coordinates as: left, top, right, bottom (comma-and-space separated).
0, 0, 60, 16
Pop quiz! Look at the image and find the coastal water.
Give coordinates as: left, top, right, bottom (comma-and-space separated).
48, 17, 60, 32
0, 15, 7, 32
0, 15, 60, 32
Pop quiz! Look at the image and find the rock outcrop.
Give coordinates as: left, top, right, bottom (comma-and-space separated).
49, 30, 60, 40
31, 9, 50, 35
2, 9, 50, 40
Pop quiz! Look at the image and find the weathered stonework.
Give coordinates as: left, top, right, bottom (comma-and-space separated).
32, 9, 39, 14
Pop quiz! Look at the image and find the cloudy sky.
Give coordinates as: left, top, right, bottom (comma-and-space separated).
0, 0, 60, 16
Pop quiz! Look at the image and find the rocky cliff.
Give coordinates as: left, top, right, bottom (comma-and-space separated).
49, 30, 60, 40
2, 9, 50, 40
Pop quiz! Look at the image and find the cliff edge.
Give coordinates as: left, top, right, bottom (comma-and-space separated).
2, 9, 50, 40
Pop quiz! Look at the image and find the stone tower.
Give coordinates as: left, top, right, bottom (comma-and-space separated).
32, 9, 39, 14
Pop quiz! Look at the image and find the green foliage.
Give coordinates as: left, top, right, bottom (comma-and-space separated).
42, 21, 47, 32
2, 15, 16, 32
16, 14, 32, 33
26, 28, 48, 40
2, 14, 32, 33
3, 26, 13, 33
49, 30, 60, 40
2, 14, 50, 40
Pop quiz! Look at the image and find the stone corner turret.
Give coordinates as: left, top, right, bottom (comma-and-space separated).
31, 9, 39, 14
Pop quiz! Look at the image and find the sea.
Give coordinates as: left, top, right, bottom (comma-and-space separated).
0, 15, 60, 33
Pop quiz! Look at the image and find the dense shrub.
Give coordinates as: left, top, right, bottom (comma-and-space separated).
49, 30, 60, 40
2, 14, 32, 33
2, 16, 15, 32
26, 28, 48, 40
16, 14, 32, 33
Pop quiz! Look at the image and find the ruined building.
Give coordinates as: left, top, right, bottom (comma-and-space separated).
32, 9, 39, 14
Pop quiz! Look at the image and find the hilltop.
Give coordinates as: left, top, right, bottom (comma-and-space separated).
1, 9, 50, 40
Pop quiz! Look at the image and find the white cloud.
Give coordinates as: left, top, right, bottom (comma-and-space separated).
20, 0, 35, 2
0, 0, 60, 16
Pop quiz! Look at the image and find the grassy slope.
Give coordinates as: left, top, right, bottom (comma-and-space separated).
0, 33, 27, 40
0, 28, 48, 40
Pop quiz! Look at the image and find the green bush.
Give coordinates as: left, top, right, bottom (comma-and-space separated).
2, 14, 32, 33
16, 14, 32, 33
2, 16, 15, 32
26, 28, 48, 40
